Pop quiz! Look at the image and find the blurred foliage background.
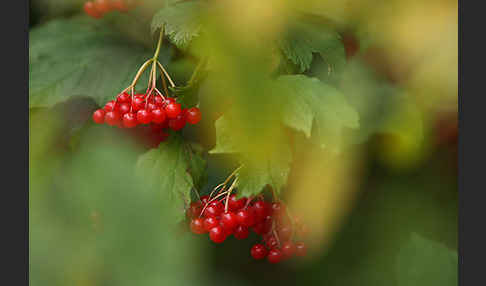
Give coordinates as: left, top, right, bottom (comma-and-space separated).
29, 0, 457, 286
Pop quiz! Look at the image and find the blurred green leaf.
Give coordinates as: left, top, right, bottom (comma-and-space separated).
396, 233, 457, 286
151, 1, 206, 50
136, 134, 206, 221
29, 16, 166, 108
277, 75, 360, 151
279, 18, 346, 74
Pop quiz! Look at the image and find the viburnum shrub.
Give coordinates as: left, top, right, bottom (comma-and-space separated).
92, 28, 202, 138
83, 0, 138, 18
187, 168, 308, 263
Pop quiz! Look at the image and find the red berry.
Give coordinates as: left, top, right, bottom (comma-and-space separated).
187, 202, 202, 219
253, 200, 269, 221
200, 195, 210, 204
267, 249, 283, 263
105, 110, 121, 126
164, 97, 176, 106
132, 96, 145, 111
204, 204, 223, 218
228, 194, 246, 211
271, 202, 286, 217
190, 218, 206, 234
233, 225, 249, 240
186, 107, 202, 124
117, 92, 130, 103
122, 112, 137, 128
236, 209, 256, 227
165, 102, 182, 119
168, 114, 186, 131
203, 217, 220, 232
146, 102, 156, 111
92, 109, 105, 124
278, 225, 292, 242
94, 0, 112, 14
221, 212, 238, 230
112, 0, 129, 12
281, 241, 296, 258
154, 96, 164, 106
265, 235, 279, 249
118, 102, 131, 114
252, 217, 272, 235
83, 1, 103, 18
250, 244, 268, 260
137, 109, 152, 124
209, 226, 226, 243
295, 242, 307, 256
104, 100, 116, 112
151, 108, 166, 124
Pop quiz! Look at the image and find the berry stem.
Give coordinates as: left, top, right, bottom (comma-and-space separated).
156, 61, 176, 88
224, 177, 239, 212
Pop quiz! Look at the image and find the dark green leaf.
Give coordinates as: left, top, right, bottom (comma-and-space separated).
151, 1, 205, 50
29, 16, 172, 108
136, 134, 206, 221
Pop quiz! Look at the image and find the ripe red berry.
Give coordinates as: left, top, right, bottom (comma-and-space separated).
281, 241, 296, 258
84, 1, 103, 18
278, 225, 292, 242
209, 226, 226, 243
164, 97, 176, 106
137, 109, 152, 124
265, 235, 279, 249
228, 194, 246, 211
221, 212, 238, 230
117, 92, 130, 103
251, 244, 268, 260
203, 217, 220, 232
190, 218, 206, 234
186, 107, 202, 124
165, 102, 182, 119
168, 114, 186, 131
104, 100, 116, 112
271, 202, 286, 217
204, 204, 223, 218
151, 108, 166, 124
132, 96, 145, 111
154, 96, 164, 106
122, 112, 137, 128
118, 102, 131, 114
105, 110, 121, 126
236, 209, 256, 227
252, 217, 272, 235
200, 195, 210, 204
295, 242, 307, 257
253, 200, 269, 221
94, 0, 112, 14
112, 0, 129, 12
187, 202, 202, 219
233, 225, 249, 240
267, 249, 283, 263
92, 109, 105, 124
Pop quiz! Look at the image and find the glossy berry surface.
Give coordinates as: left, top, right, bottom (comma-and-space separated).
93, 109, 105, 124
228, 194, 246, 211
84, 2, 103, 18
122, 112, 137, 128
185, 107, 202, 124
203, 217, 220, 232
105, 111, 121, 126
168, 114, 186, 131
151, 108, 166, 124
295, 242, 307, 257
165, 102, 182, 119
236, 209, 255, 227
234, 225, 250, 240
281, 241, 296, 258
221, 212, 238, 230
137, 109, 152, 124
190, 218, 206, 234
209, 226, 226, 243
251, 244, 268, 260
267, 249, 283, 264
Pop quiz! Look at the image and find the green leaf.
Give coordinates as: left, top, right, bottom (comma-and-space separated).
170, 84, 199, 109
277, 75, 359, 151
151, 1, 205, 50
29, 16, 169, 108
136, 134, 206, 221
396, 233, 457, 286
278, 18, 346, 74
236, 143, 292, 198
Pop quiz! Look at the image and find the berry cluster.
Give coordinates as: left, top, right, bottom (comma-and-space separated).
92, 93, 202, 132
83, 0, 138, 19
188, 194, 308, 263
